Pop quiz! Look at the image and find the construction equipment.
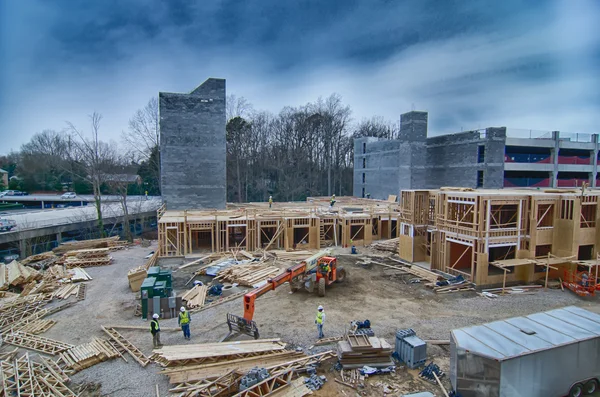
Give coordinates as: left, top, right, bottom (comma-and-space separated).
224, 251, 347, 340
562, 263, 599, 296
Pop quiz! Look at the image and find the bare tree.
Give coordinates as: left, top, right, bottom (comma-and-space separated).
122, 97, 159, 158
66, 112, 118, 238
227, 95, 253, 122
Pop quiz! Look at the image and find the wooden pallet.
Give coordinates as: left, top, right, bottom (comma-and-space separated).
347, 334, 371, 349
2, 331, 74, 355
102, 326, 150, 367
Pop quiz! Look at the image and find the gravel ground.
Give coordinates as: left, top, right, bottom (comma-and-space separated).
2, 243, 598, 396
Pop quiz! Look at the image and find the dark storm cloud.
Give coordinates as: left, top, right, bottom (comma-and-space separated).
0, 0, 599, 153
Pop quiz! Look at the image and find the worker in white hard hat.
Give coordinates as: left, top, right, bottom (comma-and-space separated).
269, 195, 273, 209
178, 306, 192, 340
150, 313, 162, 347
315, 305, 326, 339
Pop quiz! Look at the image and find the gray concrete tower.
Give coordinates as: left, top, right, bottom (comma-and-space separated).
159, 78, 227, 210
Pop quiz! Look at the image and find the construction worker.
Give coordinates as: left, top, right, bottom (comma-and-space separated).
145, 190, 149, 200
178, 306, 191, 340
315, 305, 325, 339
320, 260, 330, 275
150, 313, 162, 347
269, 196, 273, 209
330, 194, 336, 208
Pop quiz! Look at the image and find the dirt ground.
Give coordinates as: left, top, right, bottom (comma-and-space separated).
2, 243, 599, 397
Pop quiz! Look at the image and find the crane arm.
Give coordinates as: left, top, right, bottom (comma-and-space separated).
243, 261, 307, 321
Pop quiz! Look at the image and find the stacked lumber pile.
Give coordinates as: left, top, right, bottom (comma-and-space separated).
60, 248, 112, 269
2, 260, 42, 289
181, 284, 208, 308
371, 238, 400, 253
162, 350, 306, 383
52, 236, 121, 254
150, 339, 288, 367
215, 262, 282, 287
337, 335, 393, 369
0, 352, 77, 396
57, 338, 122, 374
53, 283, 84, 300
127, 250, 158, 292
265, 250, 317, 261
162, 349, 335, 396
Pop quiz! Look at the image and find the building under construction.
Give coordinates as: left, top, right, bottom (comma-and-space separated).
398, 187, 600, 287
157, 196, 401, 256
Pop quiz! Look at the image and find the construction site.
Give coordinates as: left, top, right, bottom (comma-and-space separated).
0, 78, 599, 397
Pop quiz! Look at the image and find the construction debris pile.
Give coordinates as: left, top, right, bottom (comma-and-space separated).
370, 237, 400, 253
0, 236, 124, 295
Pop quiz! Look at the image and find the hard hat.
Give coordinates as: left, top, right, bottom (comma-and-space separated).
180, 307, 186, 312
269, 195, 272, 198
318, 305, 323, 310
152, 313, 159, 319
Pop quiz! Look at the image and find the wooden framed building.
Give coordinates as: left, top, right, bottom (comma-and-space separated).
399, 187, 600, 286
157, 196, 400, 257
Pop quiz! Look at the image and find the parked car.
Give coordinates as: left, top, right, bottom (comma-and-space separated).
0, 218, 17, 232
3, 190, 27, 196
61, 192, 77, 199
0, 191, 7, 198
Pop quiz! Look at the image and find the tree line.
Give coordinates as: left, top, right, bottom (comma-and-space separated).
0, 93, 400, 205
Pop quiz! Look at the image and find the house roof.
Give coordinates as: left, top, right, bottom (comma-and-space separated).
451, 306, 600, 361
102, 174, 140, 183
0, 169, 7, 174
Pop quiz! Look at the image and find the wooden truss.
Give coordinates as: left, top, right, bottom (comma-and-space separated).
152, 349, 286, 368
169, 370, 243, 397
102, 326, 150, 367
2, 331, 74, 355
232, 369, 294, 397
0, 353, 77, 397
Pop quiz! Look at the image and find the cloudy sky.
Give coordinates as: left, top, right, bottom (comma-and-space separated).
1, 0, 599, 154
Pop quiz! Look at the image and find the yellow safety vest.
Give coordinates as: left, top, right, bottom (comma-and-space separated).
179, 311, 190, 325
316, 311, 323, 324
150, 319, 160, 333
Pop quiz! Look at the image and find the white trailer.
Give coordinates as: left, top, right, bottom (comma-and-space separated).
450, 306, 600, 397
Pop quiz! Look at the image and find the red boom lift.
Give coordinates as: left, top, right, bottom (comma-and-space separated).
223, 255, 347, 340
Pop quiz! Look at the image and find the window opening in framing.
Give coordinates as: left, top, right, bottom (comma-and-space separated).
488, 246, 516, 275
293, 227, 310, 247
362, 173, 366, 183
560, 200, 574, 220
578, 245, 594, 260
363, 142, 366, 154
536, 204, 554, 228
580, 204, 596, 228
362, 158, 366, 168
